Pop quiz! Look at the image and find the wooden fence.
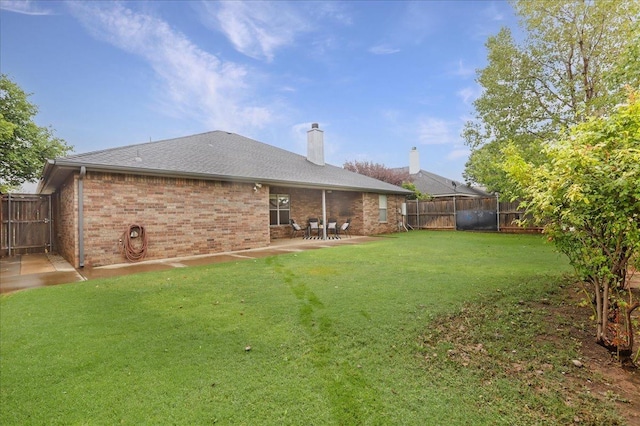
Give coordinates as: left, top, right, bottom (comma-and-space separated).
1, 193, 52, 256
403, 196, 541, 233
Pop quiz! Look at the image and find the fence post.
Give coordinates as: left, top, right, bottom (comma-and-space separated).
496, 193, 500, 232
453, 195, 457, 230
48, 195, 53, 253
7, 193, 12, 257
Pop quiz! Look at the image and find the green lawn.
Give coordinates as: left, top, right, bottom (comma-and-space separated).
0, 232, 623, 424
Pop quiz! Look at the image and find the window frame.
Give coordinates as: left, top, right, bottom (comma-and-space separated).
269, 193, 290, 226
378, 194, 388, 222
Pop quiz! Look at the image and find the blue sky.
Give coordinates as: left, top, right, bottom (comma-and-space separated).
1, 0, 518, 185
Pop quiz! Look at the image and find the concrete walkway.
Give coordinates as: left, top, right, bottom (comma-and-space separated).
0, 253, 86, 294
0, 236, 375, 294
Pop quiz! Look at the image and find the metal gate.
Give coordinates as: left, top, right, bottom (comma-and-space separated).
1, 194, 52, 257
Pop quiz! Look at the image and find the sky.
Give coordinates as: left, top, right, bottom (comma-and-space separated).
1, 0, 519, 189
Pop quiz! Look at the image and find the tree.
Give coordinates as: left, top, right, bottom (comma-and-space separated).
0, 75, 72, 192
464, 0, 640, 196
343, 160, 409, 187
503, 90, 640, 363
401, 182, 430, 201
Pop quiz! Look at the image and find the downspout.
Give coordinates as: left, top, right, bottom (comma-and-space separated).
321, 189, 327, 240
78, 166, 86, 268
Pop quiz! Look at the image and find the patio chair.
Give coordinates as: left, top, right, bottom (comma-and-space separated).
307, 218, 320, 239
340, 218, 351, 238
290, 219, 304, 238
327, 218, 339, 239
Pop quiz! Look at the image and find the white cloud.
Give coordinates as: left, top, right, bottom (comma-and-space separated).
0, 0, 53, 15
447, 148, 470, 160
68, 2, 273, 133
369, 44, 400, 55
457, 86, 481, 105
417, 117, 458, 145
484, 2, 505, 21
313, 2, 353, 26
451, 59, 475, 78
200, 1, 310, 62
291, 121, 325, 151
292, 121, 313, 141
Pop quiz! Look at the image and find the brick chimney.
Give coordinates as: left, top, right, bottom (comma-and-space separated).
409, 146, 420, 175
307, 123, 324, 166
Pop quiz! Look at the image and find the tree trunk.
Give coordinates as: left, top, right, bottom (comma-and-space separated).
602, 278, 610, 342
594, 279, 603, 341
626, 301, 640, 352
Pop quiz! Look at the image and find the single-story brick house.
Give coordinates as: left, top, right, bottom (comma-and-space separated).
37, 124, 412, 268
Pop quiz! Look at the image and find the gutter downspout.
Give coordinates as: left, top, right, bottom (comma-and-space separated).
78, 166, 86, 268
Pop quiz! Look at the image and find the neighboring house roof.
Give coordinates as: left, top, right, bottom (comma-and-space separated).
393, 166, 491, 198
38, 131, 412, 195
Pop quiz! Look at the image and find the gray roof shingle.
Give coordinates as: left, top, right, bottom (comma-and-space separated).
40, 131, 411, 194
393, 166, 491, 198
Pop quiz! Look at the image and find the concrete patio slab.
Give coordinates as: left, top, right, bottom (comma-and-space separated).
1, 236, 377, 294
0, 253, 85, 294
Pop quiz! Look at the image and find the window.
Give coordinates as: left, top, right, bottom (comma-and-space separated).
269, 194, 290, 225
379, 194, 387, 222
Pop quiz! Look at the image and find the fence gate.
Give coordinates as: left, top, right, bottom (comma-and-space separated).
1, 194, 52, 257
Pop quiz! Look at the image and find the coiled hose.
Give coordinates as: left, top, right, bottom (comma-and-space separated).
121, 224, 148, 262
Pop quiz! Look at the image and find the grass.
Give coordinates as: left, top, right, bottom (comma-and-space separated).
0, 231, 623, 424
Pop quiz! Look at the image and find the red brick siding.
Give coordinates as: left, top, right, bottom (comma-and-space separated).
53, 173, 78, 266
78, 172, 269, 267
362, 193, 404, 235
51, 172, 404, 266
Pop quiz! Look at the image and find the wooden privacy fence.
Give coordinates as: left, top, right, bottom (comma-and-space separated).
404, 196, 541, 233
1, 193, 53, 257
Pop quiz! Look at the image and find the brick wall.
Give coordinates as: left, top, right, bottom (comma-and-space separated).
54, 173, 78, 266
77, 172, 269, 267
361, 193, 404, 235
52, 173, 405, 266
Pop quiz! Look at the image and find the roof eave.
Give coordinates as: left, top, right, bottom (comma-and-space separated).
40, 161, 412, 195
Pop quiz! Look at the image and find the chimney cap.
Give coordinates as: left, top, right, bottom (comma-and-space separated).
311, 123, 319, 129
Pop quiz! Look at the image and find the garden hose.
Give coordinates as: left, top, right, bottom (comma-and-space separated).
121, 224, 148, 262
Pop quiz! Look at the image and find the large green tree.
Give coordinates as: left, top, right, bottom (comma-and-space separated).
0, 75, 71, 192
464, 0, 640, 195
504, 91, 640, 362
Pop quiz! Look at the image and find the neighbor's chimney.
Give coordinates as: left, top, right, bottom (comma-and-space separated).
307, 123, 324, 166
409, 146, 420, 175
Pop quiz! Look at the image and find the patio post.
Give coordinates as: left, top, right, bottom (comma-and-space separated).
322, 189, 327, 240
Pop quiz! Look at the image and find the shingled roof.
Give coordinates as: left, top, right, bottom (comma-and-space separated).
38, 131, 412, 195
393, 166, 491, 198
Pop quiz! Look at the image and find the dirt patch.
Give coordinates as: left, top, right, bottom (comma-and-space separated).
419, 281, 640, 425
558, 284, 640, 426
